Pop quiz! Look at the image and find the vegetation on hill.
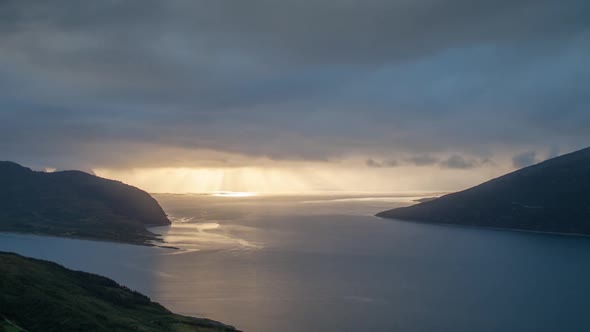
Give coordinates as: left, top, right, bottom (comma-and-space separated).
377, 147, 590, 235
0, 252, 239, 332
0, 161, 170, 245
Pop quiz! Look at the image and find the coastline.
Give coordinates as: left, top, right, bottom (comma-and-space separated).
376, 215, 590, 239
0, 230, 178, 249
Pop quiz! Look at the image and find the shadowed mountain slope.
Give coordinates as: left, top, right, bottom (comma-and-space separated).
377, 147, 590, 235
0, 161, 170, 245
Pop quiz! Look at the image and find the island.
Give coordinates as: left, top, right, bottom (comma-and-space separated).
0, 161, 170, 246
377, 146, 590, 235
0, 252, 239, 332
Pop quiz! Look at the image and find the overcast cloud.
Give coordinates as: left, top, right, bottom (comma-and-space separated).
0, 0, 589, 170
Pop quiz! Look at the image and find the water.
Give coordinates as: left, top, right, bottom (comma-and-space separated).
2, 193, 590, 332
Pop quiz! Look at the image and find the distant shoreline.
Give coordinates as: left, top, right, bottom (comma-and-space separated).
375, 215, 590, 239
0, 230, 179, 249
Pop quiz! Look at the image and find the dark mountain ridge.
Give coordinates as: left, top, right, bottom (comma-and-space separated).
377, 147, 590, 235
0, 161, 170, 245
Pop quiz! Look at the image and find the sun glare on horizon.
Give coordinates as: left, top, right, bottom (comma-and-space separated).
212, 191, 258, 197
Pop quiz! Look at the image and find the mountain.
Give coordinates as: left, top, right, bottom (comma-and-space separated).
0, 252, 239, 332
377, 147, 590, 235
0, 161, 170, 245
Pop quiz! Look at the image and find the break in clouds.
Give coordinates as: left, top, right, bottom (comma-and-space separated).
0, 0, 589, 171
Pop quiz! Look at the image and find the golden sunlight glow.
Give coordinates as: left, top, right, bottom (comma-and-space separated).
93, 163, 505, 194
94, 167, 333, 193
212, 191, 257, 197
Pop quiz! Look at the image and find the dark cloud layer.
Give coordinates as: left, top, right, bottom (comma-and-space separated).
0, 0, 589, 169
367, 154, 491, 170
440, 155, 478, 169
366, 158, 399, 168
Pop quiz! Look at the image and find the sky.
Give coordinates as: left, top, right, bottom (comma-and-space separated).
1, 0, 589, 193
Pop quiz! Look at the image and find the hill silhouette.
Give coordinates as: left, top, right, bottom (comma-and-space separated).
377, 147, 590, 235
0, 161, 170, 245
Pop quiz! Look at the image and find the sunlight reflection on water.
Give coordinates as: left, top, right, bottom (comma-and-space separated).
151, 219, 262, 253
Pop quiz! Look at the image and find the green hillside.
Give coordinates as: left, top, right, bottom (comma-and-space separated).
0, 252, 239, 332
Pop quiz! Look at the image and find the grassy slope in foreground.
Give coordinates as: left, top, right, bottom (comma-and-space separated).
0, 161, 171, 246
377, 146, 590, 235
0, 252, 239, 332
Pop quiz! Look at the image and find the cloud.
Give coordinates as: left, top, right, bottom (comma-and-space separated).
512, 151, 538, 168
406, 155, 439, 166
546, 146, 561, 159
366, 158, 399, 168
439, 155, 478, 169
366, 159, 383, 168
367, 154, 494, 170
0, 0, 589, 169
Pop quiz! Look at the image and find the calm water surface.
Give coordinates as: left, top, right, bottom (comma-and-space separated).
2, 193, 590, 332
